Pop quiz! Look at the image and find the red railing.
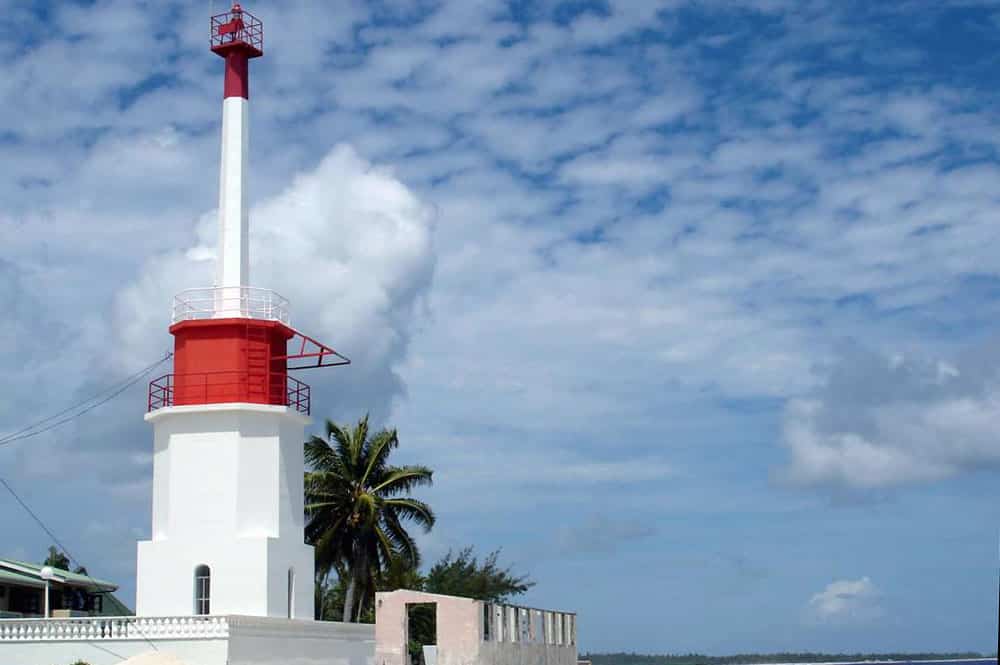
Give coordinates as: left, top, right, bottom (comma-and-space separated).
210, 6, 263, 54
148, 373, 310, 415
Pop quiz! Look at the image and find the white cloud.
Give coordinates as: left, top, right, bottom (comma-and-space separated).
807, 577, 882, 623
4, 0, 1000, 634
112, 144, 435, 422
780, 345, 1000, 490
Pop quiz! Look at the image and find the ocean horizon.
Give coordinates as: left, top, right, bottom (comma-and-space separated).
739, 660, 996, 665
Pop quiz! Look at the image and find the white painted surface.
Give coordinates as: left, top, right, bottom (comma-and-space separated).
0, 615, 228, 640
172, 287, 290, 323
217, 96, 249, 290
137, 404, 314, 619
0, 616, 373, 665
119, 652, 190, 665
0, 637, 228, 665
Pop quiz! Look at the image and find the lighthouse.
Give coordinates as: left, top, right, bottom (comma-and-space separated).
136, 4, 348, 619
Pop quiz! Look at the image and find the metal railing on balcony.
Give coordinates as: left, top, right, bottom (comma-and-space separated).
172, 286, 290, 325
148, 372, 310, 415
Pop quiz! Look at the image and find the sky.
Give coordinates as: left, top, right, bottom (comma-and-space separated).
0, 0, 999, 655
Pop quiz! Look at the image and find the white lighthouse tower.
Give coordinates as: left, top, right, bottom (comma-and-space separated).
136, 4, 348, 619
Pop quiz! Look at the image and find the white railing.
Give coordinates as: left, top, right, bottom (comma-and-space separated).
172, 286, 290, 325
0, 615, 229, 641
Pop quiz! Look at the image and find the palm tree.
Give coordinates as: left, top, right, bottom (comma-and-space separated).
305, 415, 435, 622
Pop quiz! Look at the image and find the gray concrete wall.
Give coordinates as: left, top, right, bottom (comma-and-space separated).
227, 615, 375, 665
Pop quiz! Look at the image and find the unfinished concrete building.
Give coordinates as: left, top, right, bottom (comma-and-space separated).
376, 590, 577, 665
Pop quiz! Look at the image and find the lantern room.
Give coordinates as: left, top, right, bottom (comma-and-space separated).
147, 287, 349, 416
210, 4, 263, 58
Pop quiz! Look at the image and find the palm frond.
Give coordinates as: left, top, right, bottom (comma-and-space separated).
303, 414, 435, 621
382, 510, 421, 568
360, 429, 399, 487
383, 498, 436, 531
371, 466, 434, 496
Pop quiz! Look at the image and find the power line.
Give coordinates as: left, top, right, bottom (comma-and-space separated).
87, 642, 128, 660
0, 352, 172, 448
0, 353, 174, 653
0, 475, 158, 653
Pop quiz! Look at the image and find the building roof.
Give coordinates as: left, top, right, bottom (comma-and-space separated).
0, 558, 117, 592
97, 591, 134, 616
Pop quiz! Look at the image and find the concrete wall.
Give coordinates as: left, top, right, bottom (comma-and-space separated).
0, 616, 374, 665
0, 637, 229, 665
227, 615, 374, 665
137, 404, 314, 619
375, 591, 577, 665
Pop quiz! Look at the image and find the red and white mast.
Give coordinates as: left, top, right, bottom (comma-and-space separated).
212, 3, 259, 292
136, 5, 348, 620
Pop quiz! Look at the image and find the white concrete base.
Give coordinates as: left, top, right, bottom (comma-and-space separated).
0, 616, 374, 665
137, 404, 314, 619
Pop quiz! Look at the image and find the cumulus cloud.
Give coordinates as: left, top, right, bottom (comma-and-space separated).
5, 0, 1000, 637
112, 144, 435, 422
807, 577, 882, 623
779, 344, 1000, 489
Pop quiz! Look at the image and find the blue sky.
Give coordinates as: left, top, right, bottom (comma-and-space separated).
1, 0, 999, 655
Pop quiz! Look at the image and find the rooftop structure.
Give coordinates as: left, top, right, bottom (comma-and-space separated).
0, 559, 125, 619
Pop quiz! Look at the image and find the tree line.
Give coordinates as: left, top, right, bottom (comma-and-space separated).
581, 652, 990, 665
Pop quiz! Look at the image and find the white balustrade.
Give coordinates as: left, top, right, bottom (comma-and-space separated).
172, 286, 290, 325
0, 616, 229, 642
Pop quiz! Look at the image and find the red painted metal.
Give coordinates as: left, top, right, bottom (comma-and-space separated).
168, 318, 291, 406
211, 4, 262, 99
277, 330, 351, 370
223, 52, 250, 99
210, 5, 263, 58
149, 373, 310, 415
148, 316, 348, 412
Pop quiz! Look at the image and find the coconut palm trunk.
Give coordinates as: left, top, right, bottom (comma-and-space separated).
343, 569, 358, 623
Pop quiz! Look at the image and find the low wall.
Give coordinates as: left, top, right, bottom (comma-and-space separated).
0, 636, 228, 665
227, 615, 374, 665
0, 615, 375, 665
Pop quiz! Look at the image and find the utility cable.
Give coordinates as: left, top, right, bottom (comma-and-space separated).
0, 352, 175, 652
0, 475, 159, 652
0, 352, 172, 448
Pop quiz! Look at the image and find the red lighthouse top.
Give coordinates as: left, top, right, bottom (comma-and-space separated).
211, 3, 263, 57
211, 3, 263, 99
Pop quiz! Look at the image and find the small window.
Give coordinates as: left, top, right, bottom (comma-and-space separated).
194, 565, 211, 615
